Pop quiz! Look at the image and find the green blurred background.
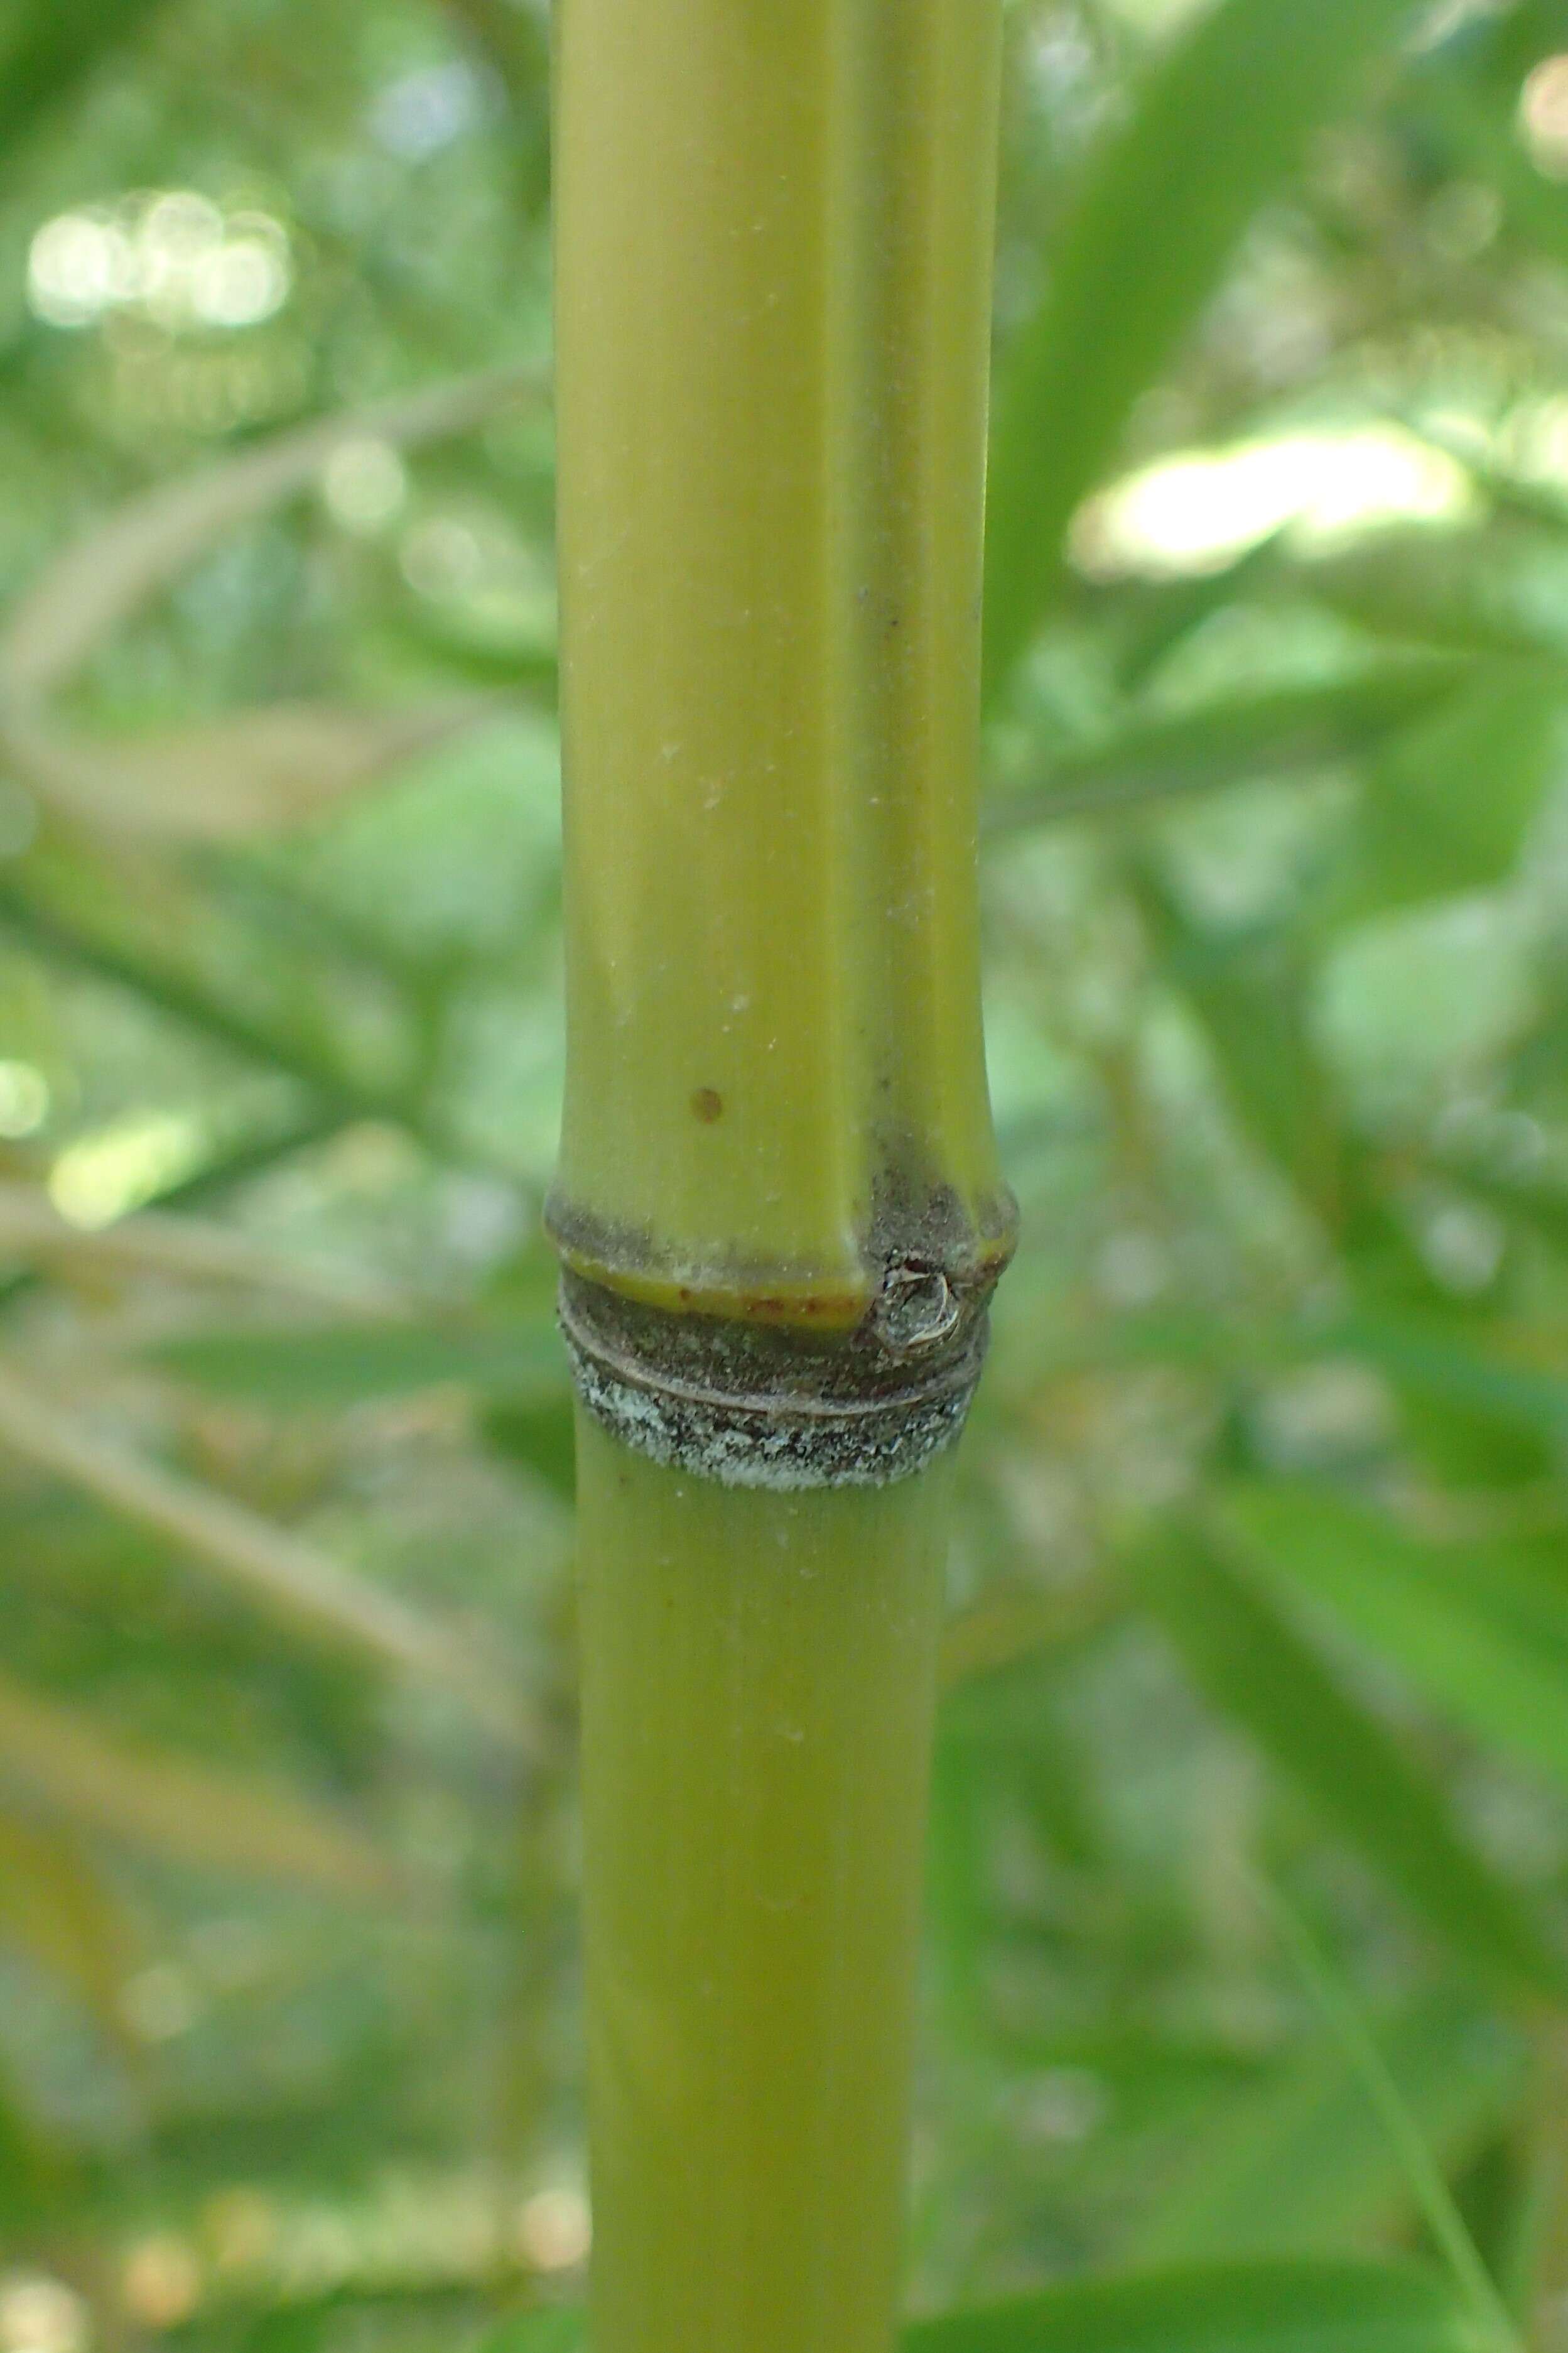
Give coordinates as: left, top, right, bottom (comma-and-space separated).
3, 0, 1568, 2344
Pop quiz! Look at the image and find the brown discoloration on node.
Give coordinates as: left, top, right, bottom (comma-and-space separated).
691, 1087, 724, 1124
542, 1169, 1017, 1337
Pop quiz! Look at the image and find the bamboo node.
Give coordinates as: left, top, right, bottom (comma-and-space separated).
557, 1263, 996, 1491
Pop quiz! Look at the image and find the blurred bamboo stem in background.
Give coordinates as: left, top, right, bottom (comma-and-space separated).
551, 4, 1012, 2349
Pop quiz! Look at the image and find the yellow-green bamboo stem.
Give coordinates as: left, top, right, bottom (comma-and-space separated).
576, 1420, 951, 2353
551, 4, 1010, 2349
552, 0, 1010, 1319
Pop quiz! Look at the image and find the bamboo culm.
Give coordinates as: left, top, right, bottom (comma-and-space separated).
550, 5, 1012, 2349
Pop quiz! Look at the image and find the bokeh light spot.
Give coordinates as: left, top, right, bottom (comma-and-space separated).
49, 1111, 208, 1229
0, 1062, 50, 1139
1521, 54, 1568, 179
27, 192, 292, 335
323, 437, 409, 533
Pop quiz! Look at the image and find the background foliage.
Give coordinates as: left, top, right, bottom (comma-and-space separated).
4, 0, 1568, 2347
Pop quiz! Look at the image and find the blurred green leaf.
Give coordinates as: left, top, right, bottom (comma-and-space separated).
153, 1318, 566, 1408
985, 665, 1469, 836
983, 0, 1420, 692
1424, 1151, 1568, 1263
1346, 666, 1566, 915
1129, 1992, 1525, 2263
482, 2320, 583, 2353
927, 1731, 993, 2053
0, 859, 524, 1180
1339, 1315, 1568, 1445
1106, 541, 1284, 694
1304, 530, 1568, 665
435, 0, 552, 207
1131, 1526, 1566, 2004
0, 0, 168, 184
1262, 1893, 1522, 2352
1403, 68, 1568, 278
941, 1653, 1107, 1871
482, 1395, 577, 1499
1228, 1481, 1568, 1798
480, 2264, 1481, 2353
0, 873, 399, 1128
906, 2261, 1485, 2353
1130, 863, 1343, 1212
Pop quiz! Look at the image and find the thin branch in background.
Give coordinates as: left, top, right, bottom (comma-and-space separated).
0, 1365, 531, 1754
0, 365, 545, 704
0, 1181, 413, 1314
0, 1670, 403, 1899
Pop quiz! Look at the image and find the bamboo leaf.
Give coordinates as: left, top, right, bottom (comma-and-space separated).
1108, 539, 1284, 693
906, 2262, 1487, 2353
1129, 1992, 1526, 2264
0, 1673, 399, 1896
1339, 1316, 1568, 1445
983, 666, 1469, 837
1303, 527, 1568, 663
0, 366, 541, 702
1130, 1525, 1567, 2005
1226, 1481, 1568, 1798
1345, 666, 1567, 916
1263, 1895, 1523, 2353
481, 2264, 1483, 2353
983, 0, 1422, 693
1129, 861, 1341, 1211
